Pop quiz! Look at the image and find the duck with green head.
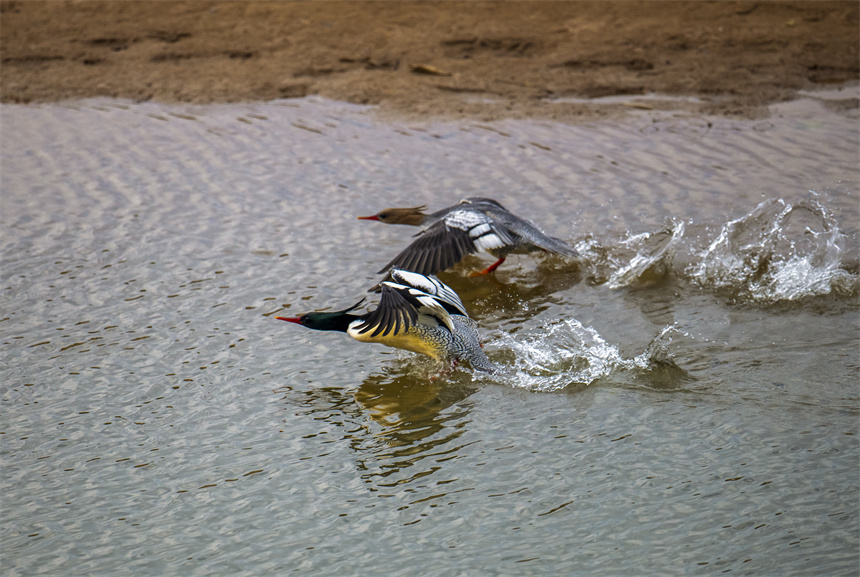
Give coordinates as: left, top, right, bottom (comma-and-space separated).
277, 269, 496, 373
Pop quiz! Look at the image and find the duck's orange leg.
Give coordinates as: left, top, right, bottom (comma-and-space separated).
470, 257, 506, 277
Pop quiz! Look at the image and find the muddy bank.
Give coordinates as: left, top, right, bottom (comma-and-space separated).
1, 1, 858, 121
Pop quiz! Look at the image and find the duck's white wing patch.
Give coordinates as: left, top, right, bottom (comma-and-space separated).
389, 269, 467, 316
444, 210, 516, 253
390, 269, 436, 294
411, 293, 455, 332
469, 223, 507, 251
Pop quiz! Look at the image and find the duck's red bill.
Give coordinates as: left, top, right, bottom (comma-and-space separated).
276, 317, 302, 324
356, 215, 379, 221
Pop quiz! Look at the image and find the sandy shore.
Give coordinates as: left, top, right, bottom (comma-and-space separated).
1, 1, 858, 121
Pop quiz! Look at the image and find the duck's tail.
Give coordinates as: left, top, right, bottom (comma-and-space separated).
538, 234, 579, 258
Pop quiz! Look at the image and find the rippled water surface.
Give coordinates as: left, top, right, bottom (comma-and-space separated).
2, 93, 858, 576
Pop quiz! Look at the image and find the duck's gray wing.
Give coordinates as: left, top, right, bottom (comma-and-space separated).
479, 206, 579, 257
378, 210, 516, 275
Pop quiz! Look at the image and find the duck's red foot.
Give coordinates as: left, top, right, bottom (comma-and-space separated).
469, 257, 506, 277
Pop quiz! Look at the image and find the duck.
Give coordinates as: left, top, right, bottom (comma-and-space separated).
276, 269, 497, 373
357, 197, 578, 276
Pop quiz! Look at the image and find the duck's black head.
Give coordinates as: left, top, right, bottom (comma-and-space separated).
276, 299, 365, 332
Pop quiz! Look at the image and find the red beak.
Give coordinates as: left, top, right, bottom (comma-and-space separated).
356, 215, 379, 221
276, 317, 302, 324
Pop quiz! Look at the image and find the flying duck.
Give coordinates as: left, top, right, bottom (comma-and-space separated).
358, 197, 578, 276
276, 269, 497, 372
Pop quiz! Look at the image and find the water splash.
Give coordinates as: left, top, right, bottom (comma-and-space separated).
609, 218, 685, 289
687, 197, 857, 302
573, 219, 685, 287
486, 319, 689, 392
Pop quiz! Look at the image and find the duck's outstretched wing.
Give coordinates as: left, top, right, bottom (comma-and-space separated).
353, 283, 418, 338
378, 210, 516, 276
387, 269, 468, 317
506, 219, 578, 257
478, 205, 579, 258
354, 274, 459, 338
377, 219, 476, 276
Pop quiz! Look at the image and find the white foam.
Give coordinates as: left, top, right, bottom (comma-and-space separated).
485, 319, 687, 392
687, 196, 858, 301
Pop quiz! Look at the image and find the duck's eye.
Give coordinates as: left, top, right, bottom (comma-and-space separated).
378, 212, 388, 219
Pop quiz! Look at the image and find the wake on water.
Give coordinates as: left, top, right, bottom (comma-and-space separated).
474, 194, 857, 390
577, 194, 857, 302
686, 196, 857, 301
485, 320, 690, 392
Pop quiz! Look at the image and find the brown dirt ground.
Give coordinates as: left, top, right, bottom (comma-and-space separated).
1, 1, 858, 121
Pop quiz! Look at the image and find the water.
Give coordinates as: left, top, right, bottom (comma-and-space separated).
1, 92, 858, 576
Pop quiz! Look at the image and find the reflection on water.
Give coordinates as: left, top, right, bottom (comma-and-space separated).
277, 365, 477, 493
353, 369, 477, 486
1, 94, 858, 576
441, 260, 584, 329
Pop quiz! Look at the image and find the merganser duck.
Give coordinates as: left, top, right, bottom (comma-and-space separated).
358, 197, 578, 276
276, 269, 497, 373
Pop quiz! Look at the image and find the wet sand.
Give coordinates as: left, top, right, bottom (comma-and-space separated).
1, 1, 858, 120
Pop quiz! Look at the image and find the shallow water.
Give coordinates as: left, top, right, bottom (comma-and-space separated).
1, 92, 858, 576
